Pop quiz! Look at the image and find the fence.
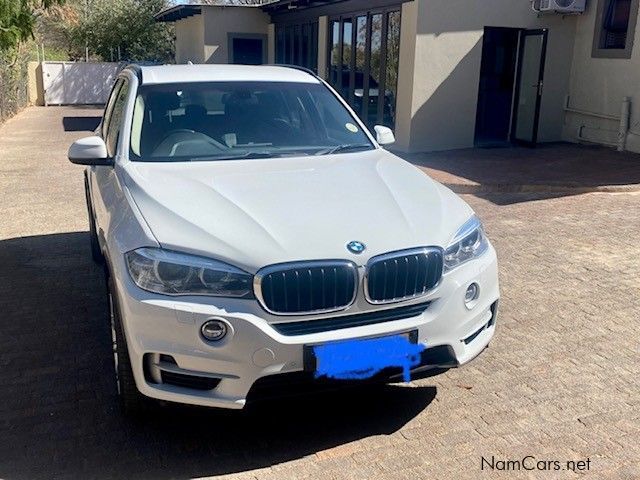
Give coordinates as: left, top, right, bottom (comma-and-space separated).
0, 51, 29, 124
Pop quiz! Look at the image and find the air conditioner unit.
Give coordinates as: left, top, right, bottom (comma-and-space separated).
538, 0, 586, 14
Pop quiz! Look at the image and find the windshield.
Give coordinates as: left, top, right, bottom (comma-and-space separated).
129, 81, 375, 162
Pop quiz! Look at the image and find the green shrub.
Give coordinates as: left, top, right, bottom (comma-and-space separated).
0, 47, 29, 123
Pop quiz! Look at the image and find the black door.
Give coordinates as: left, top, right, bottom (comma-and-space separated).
232, 38, 265, 65
474, 27, 520, 147
511, 29, 548, 146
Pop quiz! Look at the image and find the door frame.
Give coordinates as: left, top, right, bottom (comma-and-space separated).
473, 26, 522, 147
510, 28, 548, 147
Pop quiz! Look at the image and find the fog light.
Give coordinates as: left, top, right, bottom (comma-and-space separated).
465, 283, 480, 306
201, 319, 228, 341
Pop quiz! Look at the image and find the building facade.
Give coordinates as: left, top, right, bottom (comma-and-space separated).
156, 0, 640, 154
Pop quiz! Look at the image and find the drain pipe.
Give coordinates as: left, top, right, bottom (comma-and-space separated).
617, 96, 630, 152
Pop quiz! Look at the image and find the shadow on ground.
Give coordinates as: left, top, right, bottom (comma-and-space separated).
0, 232, 435, 480
401, 143, 640, 204
62, 116, 102, 132
472, 191, 587, 206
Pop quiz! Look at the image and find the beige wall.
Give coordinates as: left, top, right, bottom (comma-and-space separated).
202, 7, 270, 64
393, 1, 419, 152
175, 15, 205, 63
27, 62, 45, 106
400, 0, 578, 152
564, 2, 640, 152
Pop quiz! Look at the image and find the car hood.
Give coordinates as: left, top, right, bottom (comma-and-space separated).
122, 149, 473, 273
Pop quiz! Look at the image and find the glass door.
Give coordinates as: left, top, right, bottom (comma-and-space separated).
327, 8, 401, 129
512, 29, 548, 146
275, 22, 319, 72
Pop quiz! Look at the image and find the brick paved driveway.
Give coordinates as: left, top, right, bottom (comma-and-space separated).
1, 107, 639, 480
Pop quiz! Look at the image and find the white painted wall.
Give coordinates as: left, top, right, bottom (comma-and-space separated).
175, 15, 205, 64
202, 6, 270, 63
41, 61, 121, 105
400, 0, 578, 152
564, 2, 640, 152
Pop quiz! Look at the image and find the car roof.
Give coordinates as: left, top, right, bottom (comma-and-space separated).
134, 64, 321, 85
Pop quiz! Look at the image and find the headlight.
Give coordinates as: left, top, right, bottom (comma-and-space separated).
444, 216, 489, 272
125, 248, 253, 298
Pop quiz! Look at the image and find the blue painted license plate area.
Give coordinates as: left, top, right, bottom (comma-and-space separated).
308, 331, 424, 382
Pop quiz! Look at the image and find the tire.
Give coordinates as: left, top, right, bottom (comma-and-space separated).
108, 275, 147, 416
84, 174, 104, 265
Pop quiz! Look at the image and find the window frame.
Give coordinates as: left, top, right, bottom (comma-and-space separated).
592, 0, 640, 59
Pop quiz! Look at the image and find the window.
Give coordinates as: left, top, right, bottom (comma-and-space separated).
229, 34, 266, 65
329, 20, 340, 86
593, 0, 639, 58
328, 7, 402, 129
105, 80, 130, 157
129, 81, 374, 162
275, 22, 319, 72
602, 0, 632, 48
102, 79, 123, 140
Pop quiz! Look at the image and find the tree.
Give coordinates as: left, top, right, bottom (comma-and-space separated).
65, 0, 173, 62
0, 0, 63, 51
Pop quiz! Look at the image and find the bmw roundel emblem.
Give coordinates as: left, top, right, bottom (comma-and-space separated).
347, 241, 366, 254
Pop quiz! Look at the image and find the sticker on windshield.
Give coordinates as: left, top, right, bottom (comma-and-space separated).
345, 123, 359, 133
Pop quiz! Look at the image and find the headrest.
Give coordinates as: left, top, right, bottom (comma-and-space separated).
145, 91, 181, 112
184, 104, 207, 118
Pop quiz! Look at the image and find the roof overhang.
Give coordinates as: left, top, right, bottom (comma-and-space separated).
261, 0, 346, 15
154, 4, 203, 22
155, 1, 276, 23
262, 0, 408, 21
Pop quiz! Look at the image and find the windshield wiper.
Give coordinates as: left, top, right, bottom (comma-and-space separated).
315, 144, 373, 156
191, 151, 277, 162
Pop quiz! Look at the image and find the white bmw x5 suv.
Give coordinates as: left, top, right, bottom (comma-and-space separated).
68, 64, 499, 414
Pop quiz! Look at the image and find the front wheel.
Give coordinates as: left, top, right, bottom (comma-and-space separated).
108, 276, 147, 416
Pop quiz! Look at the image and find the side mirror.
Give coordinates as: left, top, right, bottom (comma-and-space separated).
68, 136, 113, 166
374, 125, 396, 146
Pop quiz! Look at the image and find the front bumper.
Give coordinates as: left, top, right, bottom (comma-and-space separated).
112, 246, 500, 410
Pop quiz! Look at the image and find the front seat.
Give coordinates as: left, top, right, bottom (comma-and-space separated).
183, 104, 209, 133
